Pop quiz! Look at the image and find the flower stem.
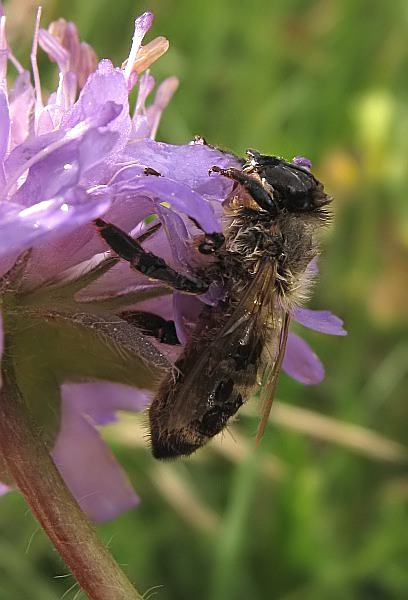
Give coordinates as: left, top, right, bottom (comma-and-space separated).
0, 374, 143, 600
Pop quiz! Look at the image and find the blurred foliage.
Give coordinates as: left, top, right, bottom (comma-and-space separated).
2, 0, 408, 598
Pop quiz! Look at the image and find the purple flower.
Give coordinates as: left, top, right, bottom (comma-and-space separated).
0, 7, 345, 521
286, 307, 346, 384
0, 8, 181, 522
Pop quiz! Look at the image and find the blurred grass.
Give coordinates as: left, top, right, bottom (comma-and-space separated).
2, 0, 408, 598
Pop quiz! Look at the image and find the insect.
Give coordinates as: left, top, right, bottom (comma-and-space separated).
96, 148, 332, 458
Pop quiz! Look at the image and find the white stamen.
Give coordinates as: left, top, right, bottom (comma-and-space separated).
123, 12, 154, 83
0, 15, 7, 86
31, 6, 44, 131
1, 17, 24, 75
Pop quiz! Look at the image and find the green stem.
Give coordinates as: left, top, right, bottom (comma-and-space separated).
0, 375, 143, 600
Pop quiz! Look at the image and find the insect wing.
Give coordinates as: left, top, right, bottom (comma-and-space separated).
166, 260, 277, 432
256, 311, 290, 443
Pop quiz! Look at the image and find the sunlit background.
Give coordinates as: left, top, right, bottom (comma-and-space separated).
2, 0, 408, 598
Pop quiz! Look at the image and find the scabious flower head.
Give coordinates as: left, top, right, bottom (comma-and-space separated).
0, 6, 345, 522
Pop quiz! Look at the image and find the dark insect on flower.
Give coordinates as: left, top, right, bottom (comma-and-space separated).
96, 147, 332, 458
0, 5, 343, 517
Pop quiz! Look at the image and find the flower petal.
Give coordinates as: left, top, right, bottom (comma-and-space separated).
63, 60, 131, 158
0, 188, 110, 258
293, 307, 347, 335
145, 76, 179, 139
117, 174, 221, 233
61, 381, 149, 425
9, 71, 35, 148
52, 382, 149, 522
52, 412, 139, 523
0, 90, 10, 182
38, 27, 70, 74
282, 332, 325, 384
292, 156, 312, 170
123, 138, 238, 198
173, 292, 203, 344
25, 224, 97, 289
154, 202, 195, 274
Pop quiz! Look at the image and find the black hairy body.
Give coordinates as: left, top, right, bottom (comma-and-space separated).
96, 149, 331, 459
149, 150, 331, 458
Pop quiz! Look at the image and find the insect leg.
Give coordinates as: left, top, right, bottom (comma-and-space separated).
186, 216, 225, 255
198, 232, 225, 255
120, 311, 180, 345
133, 221, 162, 244
95, 218, 209, 293
210, 165, 278, 215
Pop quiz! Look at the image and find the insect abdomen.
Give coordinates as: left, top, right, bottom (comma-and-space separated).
149, 304, 264, 458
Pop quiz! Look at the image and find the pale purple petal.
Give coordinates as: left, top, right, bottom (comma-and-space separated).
16, 132, 117, 204
283, 332, 325, 384
39, 20, 97, 90
135, 72, 155, 111
118, 175, 221, 233
132, 72, 156, 137
129, 293, 174, 320
9, 71, 35, 148
63, 60, 131, 159
0, 90, 10, 174
38, 28, 69, 73
307, 257, 319, 275
293, 156, 312, 170
61, 381, 149, 426
5, 120, 120, 203
24, 224, 96, 289
293, 307, 347, 336
0, 252, 19, 279
76, 261, 161, 300
145, 76, 179, 139
200, 281, 226, 306
123, 138, 238, 199
154, 202, 195, 274
173, 292, 203, 344
51, 382, 149, 522
52, 405, 139, 522
101, 169, 221, 234
99, 187, 154, 231
0, 188, 110, 257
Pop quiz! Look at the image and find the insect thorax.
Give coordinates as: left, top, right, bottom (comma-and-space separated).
221, 205, 323, 308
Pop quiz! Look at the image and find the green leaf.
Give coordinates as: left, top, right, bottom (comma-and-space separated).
4, 310, 170, 446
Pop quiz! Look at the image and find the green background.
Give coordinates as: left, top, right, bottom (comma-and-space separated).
2, 0, 408, 598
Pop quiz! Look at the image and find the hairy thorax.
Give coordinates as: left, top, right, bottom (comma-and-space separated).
220, 206, 320, 309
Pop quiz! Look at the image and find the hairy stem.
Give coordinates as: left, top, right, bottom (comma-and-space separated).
0, 374, 143, 600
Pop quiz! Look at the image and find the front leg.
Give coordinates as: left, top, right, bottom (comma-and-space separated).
120, 311, 180, 345
210, 165, 278, 215
95, 219, 209, 294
